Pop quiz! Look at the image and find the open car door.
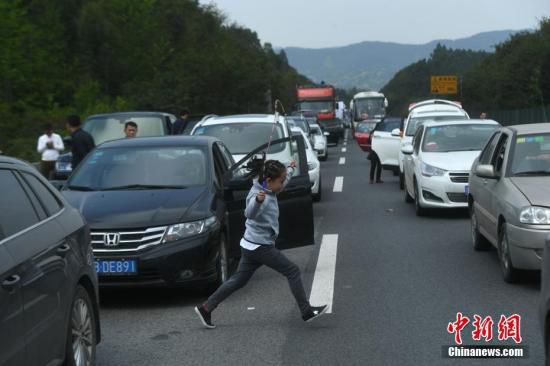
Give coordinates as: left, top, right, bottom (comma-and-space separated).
223, 136, 315, 257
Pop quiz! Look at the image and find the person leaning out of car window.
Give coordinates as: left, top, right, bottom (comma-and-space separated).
124, 121, 138, 138
37, 123, 64, 179
66, 114, 95, 170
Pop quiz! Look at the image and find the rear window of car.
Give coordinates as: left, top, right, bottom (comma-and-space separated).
405, 114, 468, 136
83, 116, 167, 145
194, 122, 286, 154
376, 119, 402, 132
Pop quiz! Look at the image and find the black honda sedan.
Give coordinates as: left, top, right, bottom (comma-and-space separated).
0, 156, 100, 366
61, 136, 314, 288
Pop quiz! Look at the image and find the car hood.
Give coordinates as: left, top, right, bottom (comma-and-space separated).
421, 151, 481, 172
62, 187, 209, 229
510, 177, 550, 207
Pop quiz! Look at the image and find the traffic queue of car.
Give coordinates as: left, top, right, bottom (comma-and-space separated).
354, 98, 550, 362
0, 111, 337, 365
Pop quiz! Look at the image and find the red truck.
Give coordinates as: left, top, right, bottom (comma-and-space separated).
296, 85, 344, 144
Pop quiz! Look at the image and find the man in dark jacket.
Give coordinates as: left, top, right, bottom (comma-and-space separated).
66, 115, 95, 170
172, 109, 190, 135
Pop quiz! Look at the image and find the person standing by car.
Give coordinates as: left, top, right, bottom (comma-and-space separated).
37, 123, 64, 178
172, 109, 190, 135
124, 121, 138, 138
195, 159, 328, 328
66, 115, 95, 170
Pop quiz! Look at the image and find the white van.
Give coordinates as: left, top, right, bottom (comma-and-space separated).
398, 100, 469, 189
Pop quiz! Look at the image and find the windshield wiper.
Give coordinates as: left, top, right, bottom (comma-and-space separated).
67, 185, 96, 191
101, 184, 188, 191
513, 170, 550, 176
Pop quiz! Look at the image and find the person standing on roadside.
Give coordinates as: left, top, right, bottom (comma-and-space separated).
124, 121, 138, 138
37, 123, 64, 179
194, 160, 328, 329
66, 115, 95, 170
172, 109, 190, 135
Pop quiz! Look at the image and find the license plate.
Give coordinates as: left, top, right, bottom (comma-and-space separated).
95, 259, 137, 275
464, 185, 469, 196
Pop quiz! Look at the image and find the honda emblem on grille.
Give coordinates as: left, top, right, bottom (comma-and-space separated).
104, 233, 120, 246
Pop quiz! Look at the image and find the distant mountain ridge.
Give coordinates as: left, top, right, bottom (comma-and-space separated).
284, 30, 526, 90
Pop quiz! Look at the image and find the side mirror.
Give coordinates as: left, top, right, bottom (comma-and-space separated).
401, 145, 414, 155
391, 128, 401, 137
324, 132, 330, 136
475, 164, 496, 179
384, 98, 389, 108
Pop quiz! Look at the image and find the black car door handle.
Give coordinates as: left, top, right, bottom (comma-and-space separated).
2, 275, 20, 291
57, 243, 71, 256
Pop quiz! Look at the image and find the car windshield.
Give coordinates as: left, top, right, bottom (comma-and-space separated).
354, 98, 385, 120
511, 133, 550, 175
406, 115, 468, 136
287, 118, 309, 134
422, 124, 498, 153
356, 122, 377, 133
83, 116, 166, 145
67, 146, 207, 190
297, 101, 334, 113
194, 122, 285, 154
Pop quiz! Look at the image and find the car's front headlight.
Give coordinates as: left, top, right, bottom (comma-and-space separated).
421, 162, 446, 177
308, 161, 318, 171
163, 217, 218, 243
519, 206, 550, 224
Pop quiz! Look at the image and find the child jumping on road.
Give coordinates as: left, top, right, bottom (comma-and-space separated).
195, 159, 328, 329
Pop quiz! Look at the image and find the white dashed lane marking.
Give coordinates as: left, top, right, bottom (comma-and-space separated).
333, 176, 344, 192
339, 157, 346, 165
309, 234, 338, 313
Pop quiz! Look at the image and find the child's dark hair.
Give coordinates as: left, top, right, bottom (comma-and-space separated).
250, 159, 286, 184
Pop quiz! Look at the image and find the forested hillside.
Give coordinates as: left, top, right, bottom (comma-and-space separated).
0, 0, 308, 160
381, 18, 550, 119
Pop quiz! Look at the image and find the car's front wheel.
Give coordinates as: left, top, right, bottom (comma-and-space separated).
66, 285, 97, 366
471, 206, 490, 251
313, 176, 322, 202
216, 235, 229, 286
498, 223, 520, 283
414, 180, 426, 216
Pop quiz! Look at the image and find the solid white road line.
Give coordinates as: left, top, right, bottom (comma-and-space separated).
341, 147, 347, 153
338, 157, 346, 165
309, 234, 338, 313
333, 176, 344, 192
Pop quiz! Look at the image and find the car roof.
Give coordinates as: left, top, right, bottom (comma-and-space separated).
410, 105, 466, 116
507, 123, 550, 135
0, 155, 37, 171
423, 119, 499, 128
98, 136, 219, 149
200, 114, 283, 126
87, 111, 175, 119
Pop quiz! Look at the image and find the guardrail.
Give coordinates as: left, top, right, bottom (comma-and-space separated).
483, 105, 550, 125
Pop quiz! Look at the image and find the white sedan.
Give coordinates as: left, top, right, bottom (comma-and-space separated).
290, 127, 321, 202
402, 119, 499, 215
309, 124, 328, 161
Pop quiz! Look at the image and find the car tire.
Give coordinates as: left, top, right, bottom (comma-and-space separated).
404, 182, 414, 203
414, 180, 426, 216
470, 206, 490, 251
313, 177, 322, 202
399, 172, 405, 190
498, 223, 520, 283
215, 234, 229, 287
65, 285, 97, 366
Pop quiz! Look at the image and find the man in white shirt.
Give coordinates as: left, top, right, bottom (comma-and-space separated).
37, 123, 64, 179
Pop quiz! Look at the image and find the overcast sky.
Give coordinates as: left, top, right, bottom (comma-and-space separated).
199, 0, 549, 48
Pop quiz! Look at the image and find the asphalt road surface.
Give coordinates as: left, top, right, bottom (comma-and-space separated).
96, 131, 544, 365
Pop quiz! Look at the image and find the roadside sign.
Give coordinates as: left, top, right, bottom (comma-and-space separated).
431, 75, 458, 94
